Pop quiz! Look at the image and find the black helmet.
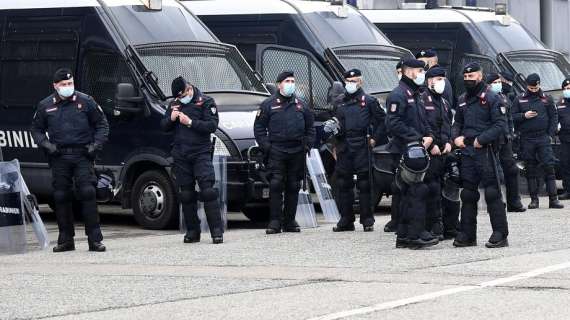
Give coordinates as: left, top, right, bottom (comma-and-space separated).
96, 170, 115, 203
399, 142, 430, 184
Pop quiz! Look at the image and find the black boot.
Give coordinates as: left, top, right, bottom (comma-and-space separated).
549, 196, 564, 209
266, 219, 282, 234
88, 241, 106, 252
283, 220, 301, 232
485, 231, 508, 248
383, 220, 397, 232
558, 192, 570, 200
528, 197, 539, 209
527, 177, 539, 209
204, 199, 225, 242
184, 229, 201, 243
53, 241, 75, 253
546, 178, 564, 209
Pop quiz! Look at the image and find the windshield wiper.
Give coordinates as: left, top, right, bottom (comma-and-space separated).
125, 45, 167, 101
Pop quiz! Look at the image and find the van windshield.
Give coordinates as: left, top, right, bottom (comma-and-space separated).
504, 50, 570, 92
475, 20, 545, 53
136, 42, 267, 96
301, 10, 391, 48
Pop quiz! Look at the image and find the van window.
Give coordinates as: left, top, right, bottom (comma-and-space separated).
81, 51, 136, 111
259, 47, 332, 110
0, 17, 80, 107
507, 59, 565, 92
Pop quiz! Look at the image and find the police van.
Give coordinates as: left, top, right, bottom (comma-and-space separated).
362, 5, 570, 99
0, 0, 272, 228
182, 0, 414, 205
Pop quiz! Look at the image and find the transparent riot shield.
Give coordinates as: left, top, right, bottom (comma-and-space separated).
296, 165, 317, 229
20, 175, 49, 250
179, 155, 228, 233
0, 160, 26, 254
306, 149, 340, 222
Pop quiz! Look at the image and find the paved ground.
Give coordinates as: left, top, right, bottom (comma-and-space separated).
1, 198, 569, 320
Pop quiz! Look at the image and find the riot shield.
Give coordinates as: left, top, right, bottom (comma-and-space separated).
306, 149, 340, 223
0, 160, 26, 254
296, 159, 317, 229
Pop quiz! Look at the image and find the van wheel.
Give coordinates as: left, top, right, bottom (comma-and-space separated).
242, 204, 270, 223
131, 170, 178, 229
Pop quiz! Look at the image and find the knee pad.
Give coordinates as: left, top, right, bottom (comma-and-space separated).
53, 189, 71, 204
337, 172, 354, 191
356, 174, 370, 193
460, 188, 480, 203
77, 184, 96, 201
179, 187, 197, 204
270, 175, 284, 193
484, 186, 501, 203
200, 188, 218, 202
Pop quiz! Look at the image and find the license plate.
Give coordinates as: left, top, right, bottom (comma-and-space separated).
262, 188, 270, 199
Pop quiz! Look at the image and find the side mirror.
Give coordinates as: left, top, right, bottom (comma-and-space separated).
327, 81, 345, 104
115, 83, 144, 116
265, 83, 277, 95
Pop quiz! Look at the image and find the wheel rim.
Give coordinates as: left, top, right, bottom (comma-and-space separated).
139, 182, 166, 220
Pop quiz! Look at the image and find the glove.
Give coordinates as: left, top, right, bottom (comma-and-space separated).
86, 143, 101, 160
323, 118, 340, 135
41, 141, 59, 157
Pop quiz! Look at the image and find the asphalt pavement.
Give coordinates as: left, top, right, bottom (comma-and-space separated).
1, 198, 569, 320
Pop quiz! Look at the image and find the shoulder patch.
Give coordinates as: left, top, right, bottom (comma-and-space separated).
500, 106, 506, 114
390, 103, 398, 113
210, 106, 217, 114
256, 109, 261, 117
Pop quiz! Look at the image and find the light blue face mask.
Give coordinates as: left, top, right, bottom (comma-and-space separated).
282, 82, 295, 97
345, 82, 358, 94
490, 82, 502, 93
57, 86, 75, 98
564, 89, 570, 99
413, 72, 425, 86
179, 94, 193, 104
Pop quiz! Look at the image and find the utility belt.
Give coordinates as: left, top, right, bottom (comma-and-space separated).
270, 139, 303, 148
58, 144, 87, 154
520, 130, 547, 139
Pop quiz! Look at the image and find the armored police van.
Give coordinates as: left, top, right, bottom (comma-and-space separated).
0, 0, 271, 228
183, 0, 413, 205
362, 6, 570, 98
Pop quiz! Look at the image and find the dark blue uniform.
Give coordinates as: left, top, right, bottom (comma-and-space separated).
557, 97, 570, 195
333, 88, 387, 228
418, 87, 452, 238
386, 77, 433, 241
31, 92, 109, 245
161, 88, 223, 238
511, 90, 559, 205
254, 93, 315, 230
452, 84, 508, 244
496, 92, 524, 211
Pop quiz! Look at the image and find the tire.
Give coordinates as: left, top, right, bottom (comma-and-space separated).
242, 204, 270, 223
131, 170, 178, 229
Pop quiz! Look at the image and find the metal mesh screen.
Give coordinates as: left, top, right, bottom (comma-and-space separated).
260, 49, 332, 111
508, 59, 565, 92
135, 42, 265, 96
81, 52, 135, 110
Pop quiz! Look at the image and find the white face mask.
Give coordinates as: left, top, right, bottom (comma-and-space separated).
490, 82, 502, 94
398, 74, 402, 81
57, 86, 75, 98
414, 72, 425, 86
179, 94, 192, 104
432, 79, 446, 94
345, 82, 358, 94
563, 89, 570, 99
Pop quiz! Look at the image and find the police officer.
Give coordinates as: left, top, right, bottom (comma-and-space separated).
386, 59, 439, 249
500, 71, 517, 103
326, 69, 387, 232
254, 71, 315, 234
487, 73, 526, 212
419, 67, 453, 240
512, 73, 563, 209
31, 68, 109, 252
557, 78, 570, 200
161, 76, 224, 244
396, 60, 403, 81
416, 49, 455, 108
452, 62, 509, 248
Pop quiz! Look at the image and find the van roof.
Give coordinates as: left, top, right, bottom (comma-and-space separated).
361, 8, 504, 24
183, 0, 359, 16
0, 0, 182, 10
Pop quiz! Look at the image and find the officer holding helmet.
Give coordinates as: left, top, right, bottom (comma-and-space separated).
512, 73, 563, 209
161, 76, 224, 244
254, 71, 315, 235
486, 73, 525, 212
324, 68, 387, 232
452, 62, 509, 248
418, 66, 453, 240
386, 59, 439, 249
31, 68, 109, 252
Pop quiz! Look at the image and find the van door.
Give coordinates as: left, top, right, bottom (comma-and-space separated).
0, 15, 81, 194
256, 44, 334, 113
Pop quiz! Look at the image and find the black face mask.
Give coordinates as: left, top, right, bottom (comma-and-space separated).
528, 89, 540, 96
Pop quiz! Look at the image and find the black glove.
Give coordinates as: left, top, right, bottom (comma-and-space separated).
41, 141, 59, 157
86, 143, 101, 160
